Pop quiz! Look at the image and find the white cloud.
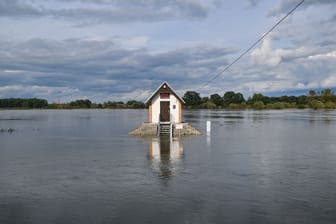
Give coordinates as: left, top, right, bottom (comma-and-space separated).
239, 80, 291, 93
0, 85, 80, 101
123, 36, 149, 48
250, 37, 317, 67
116, 89, 153, 102
296, 82, 305, 89
307, 51, 336, 60
322, 75, 336, 87
250, 37, 282, 67
3, 70, 24, 73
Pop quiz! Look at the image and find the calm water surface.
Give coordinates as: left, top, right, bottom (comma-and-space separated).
0, 109, 336, 224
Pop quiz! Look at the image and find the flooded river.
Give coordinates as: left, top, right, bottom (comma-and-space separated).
0, 109, 336, 223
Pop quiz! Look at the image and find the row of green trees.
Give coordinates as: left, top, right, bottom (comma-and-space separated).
0, 88, 335, 110
0, 98, 48, 108
0, 98, 146, 109
182, 88, 336, 110
46, 100, 146, 109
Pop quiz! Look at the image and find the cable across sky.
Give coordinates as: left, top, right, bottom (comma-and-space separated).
198, 0, 305, 91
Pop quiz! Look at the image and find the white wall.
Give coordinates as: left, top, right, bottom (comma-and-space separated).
170, 94, 180, 123
151, 94, 160, 123
150, 93, 181, 123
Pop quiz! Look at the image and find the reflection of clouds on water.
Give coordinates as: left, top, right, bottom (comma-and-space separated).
148, 137, 184, 180
307, 110, 336, 125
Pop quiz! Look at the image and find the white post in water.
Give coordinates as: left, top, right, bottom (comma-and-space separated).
206, 121, 211, 134
206, 120, 211, 148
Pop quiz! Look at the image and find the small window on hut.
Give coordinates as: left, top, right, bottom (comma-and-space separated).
160, 93, 170, 99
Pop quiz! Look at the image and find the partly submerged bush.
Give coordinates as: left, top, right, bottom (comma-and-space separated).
228, 103, 243, 110
200, 101, 217, 109
325, 101, 336, 109
253, 101, 265, 110
310, 100, 325, 110
266, 102, 286, 110
297, 104, 306, 109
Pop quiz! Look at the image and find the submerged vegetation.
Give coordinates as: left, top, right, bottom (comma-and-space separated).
0, 89, 335, 110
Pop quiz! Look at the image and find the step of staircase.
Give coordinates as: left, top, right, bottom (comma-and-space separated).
159, 124, 171, 136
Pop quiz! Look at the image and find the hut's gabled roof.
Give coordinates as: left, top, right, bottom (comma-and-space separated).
144, 81, 185, 104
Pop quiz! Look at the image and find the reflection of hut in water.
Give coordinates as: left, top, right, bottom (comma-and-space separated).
149, 137, 184, 160
129, 82, 200, 137
148, 137, 184, 179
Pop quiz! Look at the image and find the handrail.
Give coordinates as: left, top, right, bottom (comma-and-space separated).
170, 113, 174, 139
157, 113, 161, 136
170, 122, 173, 140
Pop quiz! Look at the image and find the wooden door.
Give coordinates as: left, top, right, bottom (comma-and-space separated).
160, 101, 170, 122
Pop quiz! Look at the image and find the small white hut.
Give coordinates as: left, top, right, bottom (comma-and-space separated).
129, 81, 200, 137
144, 82, 185, 124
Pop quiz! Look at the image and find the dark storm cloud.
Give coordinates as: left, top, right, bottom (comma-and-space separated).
60, 0, 212, 18
0, 0, 43, 17
0, 0, 217, 23
0, 38, 237, 98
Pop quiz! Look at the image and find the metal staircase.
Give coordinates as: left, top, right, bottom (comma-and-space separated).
159, 124, 171, 136
157, 113, 174, 137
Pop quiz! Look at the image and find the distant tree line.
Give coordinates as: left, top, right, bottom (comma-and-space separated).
47, 100, 146, 109
182, 88, 336, 110
0, 98, 145, 109
0, 88, 335, 110
0, 98, 48, 108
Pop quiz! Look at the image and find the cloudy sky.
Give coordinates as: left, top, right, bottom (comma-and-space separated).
0, 0, 335, 102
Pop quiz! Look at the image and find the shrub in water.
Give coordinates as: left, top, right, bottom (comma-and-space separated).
228, 103, 241, 109
310, 100, 325, 110
297, 104, 306, 109
253, 101, 265, 110
325, 101, 336, 109
200, 101, 217, 109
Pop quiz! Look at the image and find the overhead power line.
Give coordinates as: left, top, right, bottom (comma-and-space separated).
199, 0, 305, 90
